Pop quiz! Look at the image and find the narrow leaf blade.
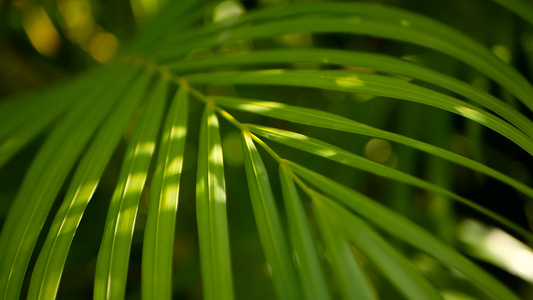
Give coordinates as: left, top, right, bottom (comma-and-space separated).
249, 125, 532, 241
315, 193, 442, 300
212, 96, 533, 199
311, 196, 377, 300
279, 166, 330, 300
288, 161, 520, 300
240, 131, 301, 300
141, 88, 189, 300
167, 48, 533, 139
0, 65, 138, 300
188, 71, 533, 155
94, 77, 166, 300
26, 67, 150, 300
196, 104, 234, 300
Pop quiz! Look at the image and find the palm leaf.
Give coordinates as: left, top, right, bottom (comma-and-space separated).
211, 96, 533, 198
312, 193, 377, 300
169, 49, 533, 139
0, 1, 532, 299
195, 103, 234, 300
312, 192, 442, 300
0, 65, 140, 300
94, 76, 166, 300
0, 73, 89, 167
188, 71, 533, 154
286, 161, 520, 300
141, 88, 189, 300
491, 0, 533, 26
240, 130, 302, 300
154, 3, 533, 112
248, 124, 531, 240
26, 67, 151, 300
279, 166, 330, 300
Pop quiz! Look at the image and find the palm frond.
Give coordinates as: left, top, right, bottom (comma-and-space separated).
241, 131, 302, 300
141, 87, 189, 299
196, 103, 234, 300
94, 74, 165, 299
1, 0, 532, 299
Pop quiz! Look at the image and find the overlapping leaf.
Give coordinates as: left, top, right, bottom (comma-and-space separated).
279, 167, 330, 300
0, 65, 140, 300
154, 2, 533, 113
94, 77, 166, 300
210, 96, 533, 199
187, 71, 533, 155
142, 88, 189, 300
1, 1, 532, 300
240, 131, 302, 300
286, 161, 520, 300
27, 68, 152, 300
249, 125, 531, 240
168, 49, 533, 138
195, 104, 233, 300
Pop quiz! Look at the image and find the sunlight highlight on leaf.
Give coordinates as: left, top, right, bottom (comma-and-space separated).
123, 172, 150, 193
213, 1, 245, 23
209, 144, 224, 165
455, 106, 486, 123
167, 156, 184, 175
170, 126, 187, 139
237, 101, 283, 112
335, 76, 365, 88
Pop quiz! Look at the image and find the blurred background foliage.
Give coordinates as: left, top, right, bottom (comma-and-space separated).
1, 0, 533, 299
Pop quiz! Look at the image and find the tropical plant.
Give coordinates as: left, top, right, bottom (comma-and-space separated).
1, 0, 533, 299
